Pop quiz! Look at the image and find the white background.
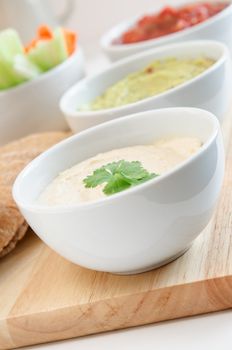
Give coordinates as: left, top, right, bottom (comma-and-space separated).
24, 311, 232, 350
19, 0, 232, 348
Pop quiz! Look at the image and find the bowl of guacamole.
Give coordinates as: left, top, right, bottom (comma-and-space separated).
80, 57, 214, 111
60, 40, 231, 133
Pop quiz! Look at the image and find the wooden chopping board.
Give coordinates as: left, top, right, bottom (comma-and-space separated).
1, 112, 232, 350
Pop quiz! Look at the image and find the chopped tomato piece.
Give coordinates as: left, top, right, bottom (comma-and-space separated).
159, 6, 178, 18
122, 29, 146, 44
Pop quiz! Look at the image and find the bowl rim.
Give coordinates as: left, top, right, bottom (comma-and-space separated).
60, 40, 227, 118
0, 47, 83, 97
13, 107, 220, 213
100, 0, 232, 52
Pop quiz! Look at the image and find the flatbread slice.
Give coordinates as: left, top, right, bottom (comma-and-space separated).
0, 220, 28, 258
0, 131, 69, 258
0, 207, 25, 252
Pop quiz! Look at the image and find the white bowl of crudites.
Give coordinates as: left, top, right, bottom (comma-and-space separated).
0, 48, 85, 145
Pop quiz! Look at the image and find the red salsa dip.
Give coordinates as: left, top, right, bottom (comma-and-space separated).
114, 2, 229, 45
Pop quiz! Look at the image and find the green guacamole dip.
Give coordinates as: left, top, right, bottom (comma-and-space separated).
80, 57, 214, 111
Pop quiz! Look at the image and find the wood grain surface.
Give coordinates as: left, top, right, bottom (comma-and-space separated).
0, 112, 232, 349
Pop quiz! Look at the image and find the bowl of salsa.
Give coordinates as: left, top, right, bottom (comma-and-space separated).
101, 1, 232, 61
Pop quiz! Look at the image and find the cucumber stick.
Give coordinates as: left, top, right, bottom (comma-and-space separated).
27, 28, 68, 72
0, 29, 40, 89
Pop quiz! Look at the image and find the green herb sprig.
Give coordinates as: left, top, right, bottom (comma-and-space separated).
83, 160, 159, 196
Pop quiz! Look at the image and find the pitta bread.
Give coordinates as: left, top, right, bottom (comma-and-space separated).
0, 132, 69, 258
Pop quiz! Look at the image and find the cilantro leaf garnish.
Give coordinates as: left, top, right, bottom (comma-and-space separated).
83, 160, 159, 196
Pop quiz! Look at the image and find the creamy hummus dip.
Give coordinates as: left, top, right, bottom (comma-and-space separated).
38, 137, 202, 206
80, 57, 214, 111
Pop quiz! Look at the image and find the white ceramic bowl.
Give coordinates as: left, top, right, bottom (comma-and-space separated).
60, 40, 231, 134
0, 48, 85, 146
13, 107, 224, 274
101, 1, 232, 61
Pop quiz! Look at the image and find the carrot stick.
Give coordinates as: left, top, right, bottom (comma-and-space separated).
63, 29, 77, 55
38, 25, 53, 40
